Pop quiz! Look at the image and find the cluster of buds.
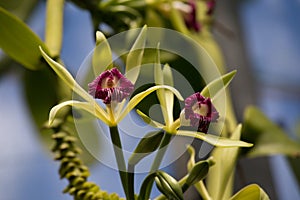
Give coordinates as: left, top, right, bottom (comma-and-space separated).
51, 122, 124, 200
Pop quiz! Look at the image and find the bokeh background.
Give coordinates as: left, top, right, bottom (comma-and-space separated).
0, 0, 300, 199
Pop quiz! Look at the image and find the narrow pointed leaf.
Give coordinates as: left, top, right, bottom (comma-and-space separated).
126, 25, 147, 84
0, 7, 48, 70
136, 109, 164, 128
92, 31, 113, 75
242, 106, 300, 157
229, 184, 270, 200
128, 130, 164, 165
176, 128, 252, 147
116, 85, 183, 123
201, 70, 237, 100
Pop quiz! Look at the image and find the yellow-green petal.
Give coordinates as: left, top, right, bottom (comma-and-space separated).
49, 100, 110, 125
93, 31, 113, 75
176, 129, 253, 147
116, 85, 183, 123
39, 47, 92, 102
201, 70, 236, 101
162, 64, 174, 124
136, 109, 164, 129
154, 48, 173, 126
229, 184, 270, 200
126, 25, 147, 84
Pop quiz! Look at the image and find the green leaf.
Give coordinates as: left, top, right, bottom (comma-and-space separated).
0, 7, 48, 70
23, 67, 59, 127
206, 124, 244, 200
128, 130, 164, 166
176, 128, 252, 147
242, 106, 300, 157
229, 184, 270, 200
92, 31, 113, 75
126, 25, 147, 84
201, 70, 237, 101
23, 67, 60, 150
155, 171, 184, 200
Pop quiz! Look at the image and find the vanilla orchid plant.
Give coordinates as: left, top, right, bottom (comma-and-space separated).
38, 26, 256, 200
2, 0, 298, 199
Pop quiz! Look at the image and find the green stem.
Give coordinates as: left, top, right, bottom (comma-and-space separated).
150, 133, 172, 171
194, 181, 212, 200
143, 132, 172, 197
45, 0, 64, 57
127, 164, 135, 200
109, 126, 131, 199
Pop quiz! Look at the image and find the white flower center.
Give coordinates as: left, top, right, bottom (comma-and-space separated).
192, 103, 209, 116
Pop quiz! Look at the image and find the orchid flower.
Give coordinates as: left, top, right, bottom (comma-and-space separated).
137, 48, 252, 148
40, 26, 183, 128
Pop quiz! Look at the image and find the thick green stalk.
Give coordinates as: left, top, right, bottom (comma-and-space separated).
45, 0, 64, 57
109, 126, 131, 199
127, 164, 135, 200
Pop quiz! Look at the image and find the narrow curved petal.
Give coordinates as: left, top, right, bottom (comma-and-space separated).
136, 109, 164, 129
176, 130, 253, 147
116, 85, 183, 123
126, 25, 147, 84
201, 70, 236, 101
49, 100, 110, 125
39, 47, 92, 102
163, 64, 174, 124
93, 31, 113, 75
154, 48, 173, 126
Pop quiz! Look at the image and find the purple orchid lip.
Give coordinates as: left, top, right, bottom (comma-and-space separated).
88, 68, 134, 104
184, 93, 219, 133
